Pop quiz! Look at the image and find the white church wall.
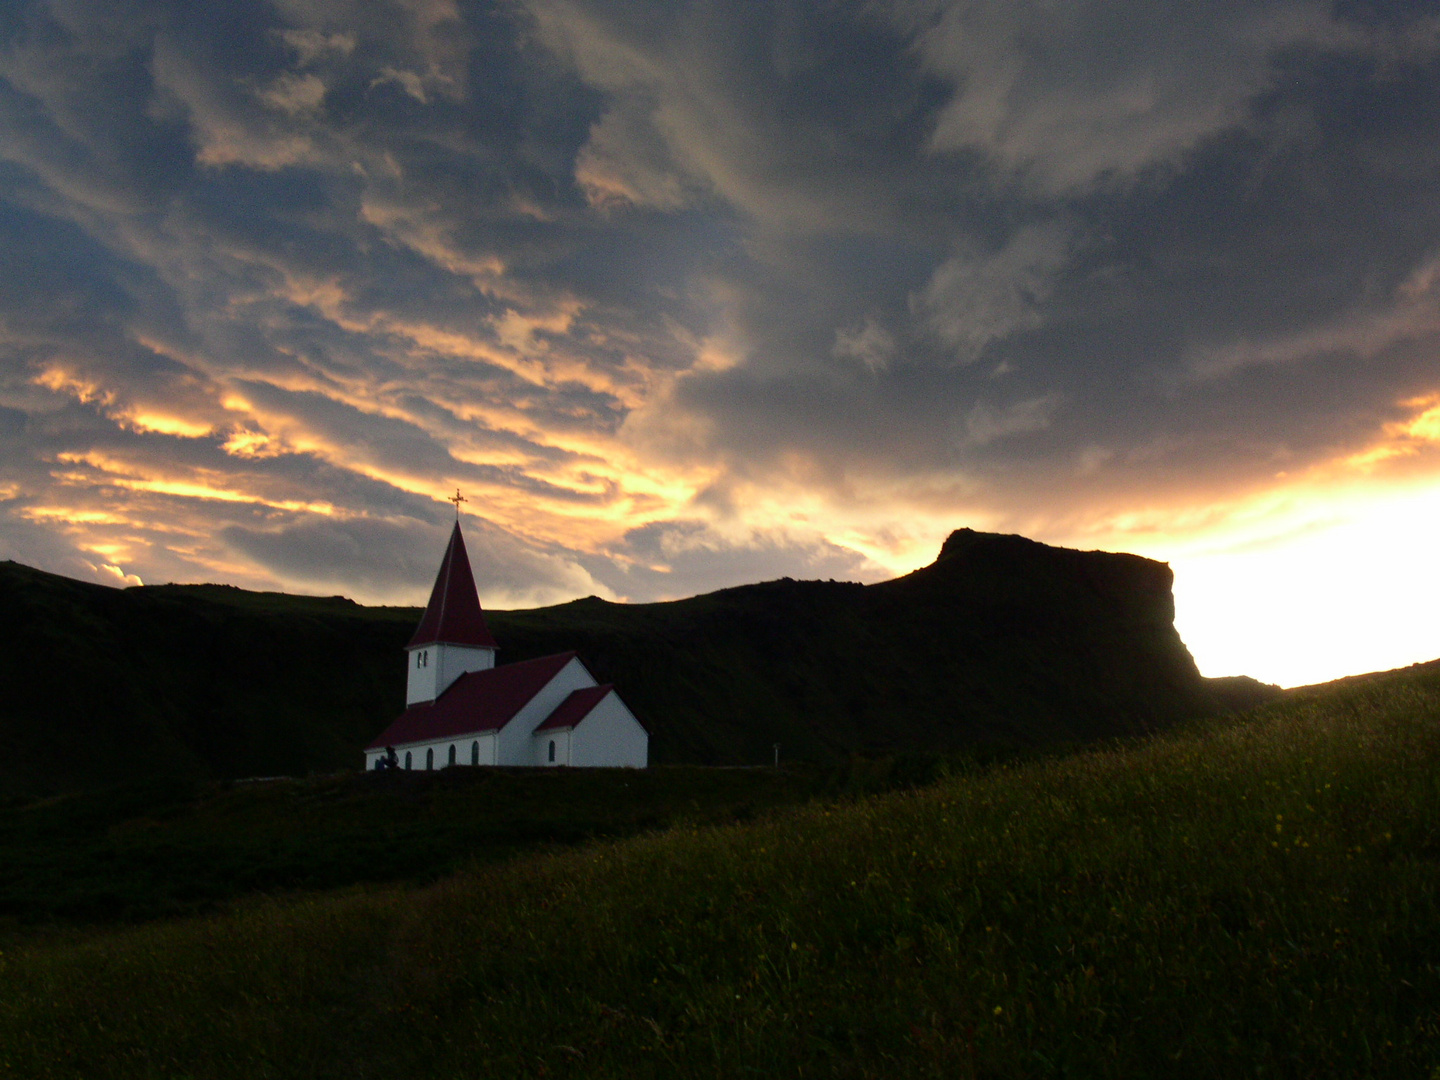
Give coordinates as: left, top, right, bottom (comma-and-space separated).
495, 657, 597, 765
405, 644, 495, 706
568, 692, 649, 768
535, 729, 571, 766
369, 732, 496, 770
477, 734, 497, 766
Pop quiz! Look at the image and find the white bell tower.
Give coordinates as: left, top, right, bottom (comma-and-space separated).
405, 500, 497, 705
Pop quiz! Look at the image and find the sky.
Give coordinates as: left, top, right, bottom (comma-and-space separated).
2, 0, 1439, 688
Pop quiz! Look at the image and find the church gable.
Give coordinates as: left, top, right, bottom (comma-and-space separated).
534, 684, 615, 733
492, 655, 598, 765
531, 685, 649, 768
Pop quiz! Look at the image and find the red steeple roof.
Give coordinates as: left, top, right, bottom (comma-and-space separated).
406, 521, 497, 649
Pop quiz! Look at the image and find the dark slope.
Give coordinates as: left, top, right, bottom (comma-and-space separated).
498, 528, 1220, 765
0, 529, 1227, 793
0, 569, 413, 795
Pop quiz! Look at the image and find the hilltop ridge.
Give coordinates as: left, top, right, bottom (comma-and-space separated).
0, 530, 1256, 794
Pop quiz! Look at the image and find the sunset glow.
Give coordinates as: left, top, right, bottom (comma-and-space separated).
3, 0, 1440, 686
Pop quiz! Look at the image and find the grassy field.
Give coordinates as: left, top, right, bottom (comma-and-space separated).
2, 662, 1438, 1077
0, 757, 971, 927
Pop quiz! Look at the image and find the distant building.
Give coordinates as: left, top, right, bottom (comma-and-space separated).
364, 522, 648, 770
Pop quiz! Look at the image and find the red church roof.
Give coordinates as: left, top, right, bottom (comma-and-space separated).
366, 651, 578, 750
407, 521, 497, 649
533, 684, 614, 732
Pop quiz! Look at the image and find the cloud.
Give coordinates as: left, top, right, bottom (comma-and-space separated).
276, 29, 357, 66
258, 73, 328, 116
1184, 248, 1440, 380
150, 39, 319, 171
369, 66, 432, 104
526, 0, 933, 234
914, 222, 1072, 363
220, 512, 615, 606
581, 518, 886, 600
2, 0, 1440, 631
961, 394, 1061, 447
574, 104, 692, 211
833, 316, 896, 374
899, 0, 1350, 192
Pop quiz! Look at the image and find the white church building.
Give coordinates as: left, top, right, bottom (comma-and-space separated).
365, 522, 648, 770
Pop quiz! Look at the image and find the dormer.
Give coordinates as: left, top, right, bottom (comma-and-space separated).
406, 521, 497, 705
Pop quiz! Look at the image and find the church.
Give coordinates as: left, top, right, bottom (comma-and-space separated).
364, 521, 648, 770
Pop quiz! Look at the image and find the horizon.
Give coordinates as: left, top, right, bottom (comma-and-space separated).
2, 1, 1439, 690
13, 515, 1435, 692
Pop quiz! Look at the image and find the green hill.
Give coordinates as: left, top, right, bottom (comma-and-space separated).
1, 659, 1436, 1078
0, 529, 1252, 795
0, 761, 945, 926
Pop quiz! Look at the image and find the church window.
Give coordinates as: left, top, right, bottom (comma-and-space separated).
426, 747, 434, 770
471, 741, 479, 765
448, 744, 456, 766
405, 751, 412, 770
548, 740, 556, 763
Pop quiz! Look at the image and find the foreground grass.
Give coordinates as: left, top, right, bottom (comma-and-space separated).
0, 763, 924, 927
4, 666, 1440, 1078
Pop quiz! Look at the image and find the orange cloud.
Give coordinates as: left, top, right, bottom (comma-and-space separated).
33, 368, 114, 407
1345, 394, 1440, 469
121, 412, 216, 438
51, 450, 337, 516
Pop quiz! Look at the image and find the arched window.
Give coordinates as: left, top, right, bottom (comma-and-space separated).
404, 751, 412, 770
426, 747, 434, 770
548, 739, 556, 763
471, 741, 479, 766
448, 744, 456, 766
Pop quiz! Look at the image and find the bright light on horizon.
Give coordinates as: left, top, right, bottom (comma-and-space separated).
1166, 481, 1440, 688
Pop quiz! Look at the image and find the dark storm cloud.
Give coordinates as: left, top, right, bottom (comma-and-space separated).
576, 0, 1440, 519
1, 0, 1438, 603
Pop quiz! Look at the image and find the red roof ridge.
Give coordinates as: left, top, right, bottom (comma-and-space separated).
407, 521, 497, 649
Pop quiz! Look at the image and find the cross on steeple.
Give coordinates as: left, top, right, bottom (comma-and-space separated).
448, 488, 467, 518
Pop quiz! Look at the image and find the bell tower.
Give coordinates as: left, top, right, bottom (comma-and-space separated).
406, 509, 497, 705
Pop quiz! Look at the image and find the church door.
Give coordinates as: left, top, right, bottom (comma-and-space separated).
471, 741, 479, 765
426, 747, 434, 770
405, 751, 412, 770
448, 744, 457, 766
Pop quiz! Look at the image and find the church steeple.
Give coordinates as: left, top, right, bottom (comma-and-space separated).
405, 521, 497, 706
408, 521, 496, 650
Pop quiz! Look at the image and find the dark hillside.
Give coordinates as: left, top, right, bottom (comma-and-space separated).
0, 567, 413, 795
0, 530, 1226, 793
497, 529, 1221, 764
